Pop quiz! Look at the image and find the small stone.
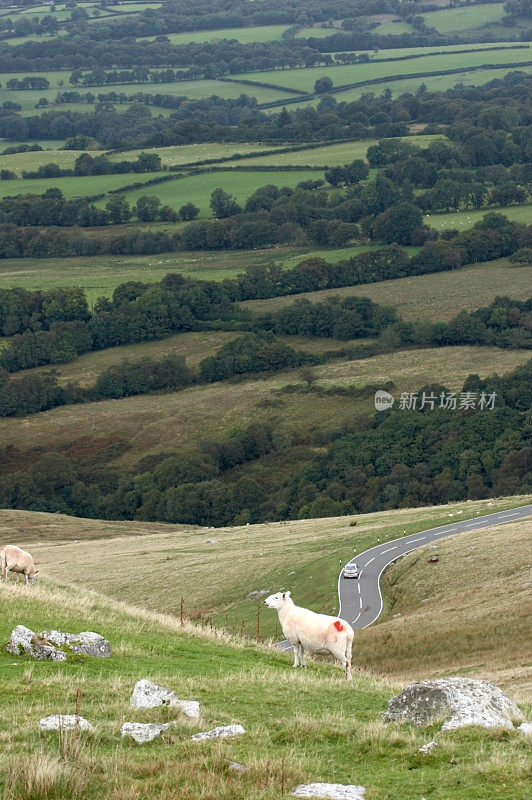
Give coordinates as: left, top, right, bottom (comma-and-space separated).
421, 599, 429, 603
129, 679, 199, 717
39, 714, 94, 732
428, 555, 439, 563
191, 724, 245, 741
292, 783, 366, 799
227, 761, 247, 772
517, 722, 532, 735
418, 741, 437, 754
121, 722, 174, 744
206, 539, 217, 544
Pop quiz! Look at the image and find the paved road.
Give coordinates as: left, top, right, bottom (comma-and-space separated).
338, 504, 532, 629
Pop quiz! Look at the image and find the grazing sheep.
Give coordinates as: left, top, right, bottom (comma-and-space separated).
264, 591, 354, 680
0, 545, 37, 584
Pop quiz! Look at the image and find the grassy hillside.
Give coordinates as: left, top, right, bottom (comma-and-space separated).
425, 204, 532, 231
366, 517, 532, 698
1, 347, 528, 467
244, 258, 532, 320
1, 564, 529, 799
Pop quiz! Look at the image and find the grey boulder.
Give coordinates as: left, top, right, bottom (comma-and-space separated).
6, 626, 66, 662
40, 630, 112, 658
39, 714, 94, 732
383, 678, 524, 730
292, 784, 366, 799
130, 679, 200, 717
121, 722, 175, 744
191, 724, 245, 741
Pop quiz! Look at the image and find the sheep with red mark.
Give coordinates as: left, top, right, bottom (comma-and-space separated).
0, 545, 37, 584
264, 591, 354, 679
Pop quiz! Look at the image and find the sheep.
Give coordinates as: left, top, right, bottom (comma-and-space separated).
0, 545, 37, 584
264, 591, 354, 679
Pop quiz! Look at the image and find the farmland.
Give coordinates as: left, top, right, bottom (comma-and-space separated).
137, 25, 292, 45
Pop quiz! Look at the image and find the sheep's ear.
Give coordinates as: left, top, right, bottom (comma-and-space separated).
285, 590, 291, 597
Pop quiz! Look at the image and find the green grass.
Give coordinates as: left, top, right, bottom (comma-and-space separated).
0, 148, 88, 175
138, 24, 291, 45
0, 171, 163, 199
236, 46, 532, 94
1, 548, 529, 800
424, 204, 532, 231
423, 3, 506, 33
372, 20, 414, 35
244, 258, 532, 321
1, 347, 528, 468
100, 169, 326, 216
107, 142, 282, 167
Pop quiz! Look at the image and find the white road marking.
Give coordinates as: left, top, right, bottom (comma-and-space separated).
365, 557, 375, 565
359, 597, 363, 609
408, 537, 426, 543
499, 512, 520, 518
357, 583, 361, 593
381, 546, 397, 554
352, 612, 361, 624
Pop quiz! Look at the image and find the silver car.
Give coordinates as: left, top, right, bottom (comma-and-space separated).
343, 564, 359, 579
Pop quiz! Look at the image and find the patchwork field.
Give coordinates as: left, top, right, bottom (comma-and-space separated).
137, 25, 292, 45
237, 46, 532, 94
425, 204, 532, 231
1, 347, 528, 466
0, 170, 163, 199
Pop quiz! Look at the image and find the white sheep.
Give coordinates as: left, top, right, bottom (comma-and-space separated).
265, 591, 354, 680
0, 545, 37, 584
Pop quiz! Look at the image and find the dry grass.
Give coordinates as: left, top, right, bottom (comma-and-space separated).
1, 346, 528, 468
243, 258, 532, 321
356, 519, 532, 700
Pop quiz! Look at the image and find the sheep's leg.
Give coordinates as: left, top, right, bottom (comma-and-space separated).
292, 643, 299, 668
25, 573, 29, 585
299, 644, 306, 667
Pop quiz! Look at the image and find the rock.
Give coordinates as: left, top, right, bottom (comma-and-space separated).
129, 679, 199, 717
517, 722, 532, 735
39, 714, 94, 732
383, 678, 524, 730
428, 555, 439, 563
418, 741, 437, 754
247, 589, 270, 600
40, 630, 112, 658
121, 722, 175, 744
191, 724, 245, 741
292, 784, 366, 799
227, 761, 247, 773
6, 626, 66, 662
206, 539, 217, 544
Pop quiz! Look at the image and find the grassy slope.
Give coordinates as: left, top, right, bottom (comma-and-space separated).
244, 258, 532, 320
95, 169, 326, 216
137, 24, 292, 44
236, 46, 532, 92
424, 204, 532, 231
0, 171, 163, 200
1, 567, 529, 800
423, 3, 506, 33
1, 347, 528, 467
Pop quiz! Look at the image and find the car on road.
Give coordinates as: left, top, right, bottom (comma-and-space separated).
343, 564, 359, 579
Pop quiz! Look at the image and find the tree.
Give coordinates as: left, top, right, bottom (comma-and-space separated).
209, 188, 241, 218
178, 202, 200, 221
134, 195, 161, 222
106, 196, 131, 224
372, 202, 423, 245
314, 76, 334, 94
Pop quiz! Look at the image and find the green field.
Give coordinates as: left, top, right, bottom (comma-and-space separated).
237, 46, 532, 93
424, 204, 532, 231
244, 258, 532, 321
101, 169, 326, 217
0, 73, 290, 111
138, 24, 291, 45
423, 3, 506, 33
107, 142, 282, 167
1, 505, 529, 800
372, 20, 414, 35
0, 170, 163, 199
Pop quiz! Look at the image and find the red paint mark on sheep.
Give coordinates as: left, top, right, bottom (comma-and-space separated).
334, 620, 344, 632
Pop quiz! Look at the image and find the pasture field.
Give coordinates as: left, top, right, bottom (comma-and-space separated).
1, 346, 528, 466
106, 142, 282, 167
101, 168, 327, 217
371, 20, 414, 35
244, 258, 532, 321
0, 74, 290, 111
1, 543, 529, 800
236, 45, 532, 93
287, 65, 532, 107
424, 204, 532, 231
227, 135, 444, 168
0, 148, 89, 174
4, 496, 531, 697
0, 170, 162, 199
137, 24, 292, 45
423, 3, 506, 33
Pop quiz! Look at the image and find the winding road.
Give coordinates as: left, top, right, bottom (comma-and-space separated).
338, 504, 532, 629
